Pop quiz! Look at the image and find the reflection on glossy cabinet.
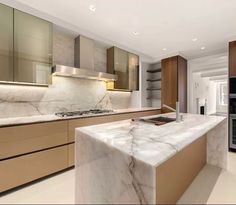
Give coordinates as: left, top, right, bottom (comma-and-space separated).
14, 10, 53, 84
0, 4, 13, 81
107, 46, 139, 91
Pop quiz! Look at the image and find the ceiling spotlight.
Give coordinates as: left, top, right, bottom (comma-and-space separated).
192, 38, 198, 42
201, 46, 206, 50
89, 5, 96, 12
132, 31, 140, 36
162, 48, 167, 51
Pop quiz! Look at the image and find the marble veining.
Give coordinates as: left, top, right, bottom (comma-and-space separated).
0, 76, 133, 119
77, 113, 226, 167
75, 113, 227, 204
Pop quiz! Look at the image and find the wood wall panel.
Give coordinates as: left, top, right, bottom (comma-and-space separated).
178, 56, 187, 113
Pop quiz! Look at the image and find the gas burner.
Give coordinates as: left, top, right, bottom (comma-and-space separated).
55, 109, 114, 117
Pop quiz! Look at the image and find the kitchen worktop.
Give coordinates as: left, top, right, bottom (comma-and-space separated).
75, 113, 227, 204
0, 107, 160, 128
76, 113, 226, 167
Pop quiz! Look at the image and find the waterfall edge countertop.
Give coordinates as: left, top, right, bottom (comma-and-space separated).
75, 113, 227, 204
76, 113, 226, 167
0, 107, 160, 128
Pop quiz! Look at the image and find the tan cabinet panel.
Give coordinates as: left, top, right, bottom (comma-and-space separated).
68, 143, 75, 167
0, 145, 68, 193
0, 121, 68, 160
68, 110, 161, 143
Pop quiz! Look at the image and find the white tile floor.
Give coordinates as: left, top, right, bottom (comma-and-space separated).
0, 153, 236, 204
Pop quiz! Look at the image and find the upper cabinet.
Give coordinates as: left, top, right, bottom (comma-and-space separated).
107, 46, 139, 91
14, 10, 53, 84
229, 41, 236, 77
0, 4, 53, 86
0, 4, 13, 82
161, 56, 187, 113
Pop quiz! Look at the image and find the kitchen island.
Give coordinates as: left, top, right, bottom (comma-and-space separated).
75, 113, 227, 204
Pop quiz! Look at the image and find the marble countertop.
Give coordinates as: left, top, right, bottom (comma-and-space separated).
76, 113, 226, 167
0, 107, 160, 128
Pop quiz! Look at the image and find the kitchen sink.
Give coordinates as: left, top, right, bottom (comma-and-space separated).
139, 116, 176, 126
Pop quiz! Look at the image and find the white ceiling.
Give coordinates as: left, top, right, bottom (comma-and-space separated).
2, 0, 236, 62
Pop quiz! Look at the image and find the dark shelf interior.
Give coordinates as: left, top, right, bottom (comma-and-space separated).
146, 68, 161, 73
147, 78, 161, 82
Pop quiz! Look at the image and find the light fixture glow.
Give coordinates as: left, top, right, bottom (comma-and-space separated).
162, 48, 167, 51
89, 5, 96, 12
201, 46, 206, 50
132, 31, 140, 36
192, 38, 198, 42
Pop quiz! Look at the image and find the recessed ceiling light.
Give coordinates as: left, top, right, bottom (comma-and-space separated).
201, 46, 206, 50
192, 38, 198, 42
162, 48, 167, 51
89, 5, 96, 12
132, 31, 140, 36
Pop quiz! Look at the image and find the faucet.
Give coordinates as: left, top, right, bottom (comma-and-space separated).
162, 102, 181, 123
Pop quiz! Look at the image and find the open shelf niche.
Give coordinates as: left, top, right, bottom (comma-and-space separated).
146, 62, 161, 107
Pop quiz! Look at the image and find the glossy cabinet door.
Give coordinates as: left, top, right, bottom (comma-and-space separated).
107, 46, 139, 91
14, 10, 53, 84
128, 53, 139, 90
114, 47, 129, 90
0, 4, 13, 81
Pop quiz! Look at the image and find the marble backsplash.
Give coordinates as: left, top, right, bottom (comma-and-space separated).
0, 76, 132, 119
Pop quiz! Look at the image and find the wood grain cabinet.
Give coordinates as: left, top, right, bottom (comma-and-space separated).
229, 41, 236, 77
161, 56, 187, 113
0, 109, 161, 193
0, 121, 68, 160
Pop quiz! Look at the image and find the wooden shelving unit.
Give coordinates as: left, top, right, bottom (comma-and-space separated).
147, 68, 161, 73
147, 78, 161, 82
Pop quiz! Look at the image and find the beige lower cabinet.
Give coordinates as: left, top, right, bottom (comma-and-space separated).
68, 143, 75, 167
0, 109, 160, 193
0, 121, 68, 160
0, 145, 68, 193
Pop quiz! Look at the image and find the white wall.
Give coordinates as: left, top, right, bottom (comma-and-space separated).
192, 73, 217, 114
188, 52, 228, 114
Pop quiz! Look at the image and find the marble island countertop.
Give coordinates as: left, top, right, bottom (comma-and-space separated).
0, 107, 160, 128
76, 113, 226, 167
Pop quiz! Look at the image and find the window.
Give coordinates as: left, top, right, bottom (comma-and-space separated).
219, 83, 228, 106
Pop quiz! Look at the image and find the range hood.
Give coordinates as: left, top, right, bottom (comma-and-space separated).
52, 35, 117, 82
52, 65, 117, 82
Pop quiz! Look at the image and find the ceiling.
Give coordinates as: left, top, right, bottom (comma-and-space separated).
2, 0, 236, 62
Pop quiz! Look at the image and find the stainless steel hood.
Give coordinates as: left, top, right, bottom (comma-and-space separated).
52, 65, 117, 82
52, 35, 117, 82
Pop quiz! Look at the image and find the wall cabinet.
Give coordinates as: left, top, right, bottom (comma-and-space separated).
107, 47, 139, 91
161, 56, 187, 113
0, 3, 53, 85
229, 41, 236, 77
0, 4, 13, 81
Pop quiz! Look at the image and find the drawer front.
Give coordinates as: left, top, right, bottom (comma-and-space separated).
68, 110, 161, 142
0, 121, 68, 160
0, 145, 68, 193
68, 143, 75, 167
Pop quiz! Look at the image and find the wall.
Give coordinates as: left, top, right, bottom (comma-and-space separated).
216, 81, 228, 113
188, 53, 228, 114
192, 73, 217, 115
